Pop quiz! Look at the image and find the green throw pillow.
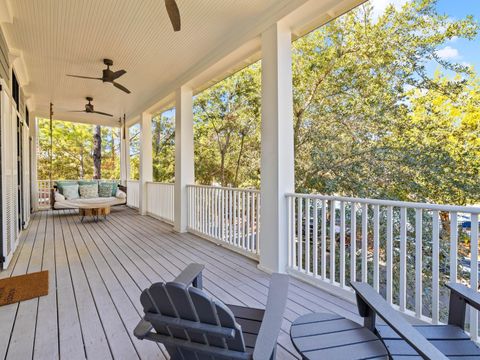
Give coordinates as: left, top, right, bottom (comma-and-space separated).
100, 181, 118, 196
56, 180, 78, 195
79, 183, 98, 199
98, 183, 113, 197
62, 184, 79, 200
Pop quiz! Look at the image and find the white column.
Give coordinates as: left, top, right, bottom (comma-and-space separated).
30, 116, 38, 212
259, 21, 294, 274
139, 112, 153, 215
174, 86, 194, 233
120, 124, 128, 186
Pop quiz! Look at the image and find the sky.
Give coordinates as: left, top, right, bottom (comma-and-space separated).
370, 0, 480, 74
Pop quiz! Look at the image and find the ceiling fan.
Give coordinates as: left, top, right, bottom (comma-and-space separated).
68, 97, 113, 117
67, 59, 131, 94
165, 0, 181, 31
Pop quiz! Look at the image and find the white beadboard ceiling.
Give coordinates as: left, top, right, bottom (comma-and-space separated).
1, 0, 363, 126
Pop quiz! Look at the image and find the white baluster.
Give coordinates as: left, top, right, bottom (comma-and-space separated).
350, 203, 357, 283
373, 204, 380, 291
400, 207, 407, 312
340, 201, 346, 287
361, 203, 368, 283
432, 210, 440, 324
386, 206, 393, 304
415, 208, 423, 318
313, 199, 319, 277
330, 200, 336, 283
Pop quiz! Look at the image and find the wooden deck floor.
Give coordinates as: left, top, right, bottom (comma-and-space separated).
0, 207, 360, 360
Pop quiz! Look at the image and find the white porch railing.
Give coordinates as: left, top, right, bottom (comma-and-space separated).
127, 180, 140, 208
37, 180, 52, 209
146, 182, 174, 223
286, 193, 480, 339
187, 185, 260, 259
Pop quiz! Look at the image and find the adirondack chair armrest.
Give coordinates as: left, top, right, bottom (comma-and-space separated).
446, 282, 480, 329
174, 263, 204, 289
447, 283, 480, 311
351, 282, 448, 360
134, 319, 153, 339
253, 273, 289, 360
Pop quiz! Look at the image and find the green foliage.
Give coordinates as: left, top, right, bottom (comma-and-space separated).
37, 119, 120, 180
152, 111, 175, 182
292, 0, 479, 204
129, 124, 140, 180
193, 63, 261, 188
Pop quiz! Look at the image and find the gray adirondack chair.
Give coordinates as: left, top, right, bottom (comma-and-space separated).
134, 263, 289, 360
352, 281, 480, 359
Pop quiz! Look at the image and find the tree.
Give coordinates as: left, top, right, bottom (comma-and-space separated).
152, 110, 175, 182
291, 0, 479, 203
37, 119, 120, 180
193, 63, 261, 188
93, 125, 102, 179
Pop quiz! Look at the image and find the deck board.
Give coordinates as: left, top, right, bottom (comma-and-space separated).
0, 206, 361, 359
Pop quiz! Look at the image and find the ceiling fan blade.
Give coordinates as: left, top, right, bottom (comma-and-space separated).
113, 81, 131, 94
67, 74, 103, 80
112, 69, 126, 80
165, 0, 181, 31
92, 110, 113, 117
67, 110, 87, 113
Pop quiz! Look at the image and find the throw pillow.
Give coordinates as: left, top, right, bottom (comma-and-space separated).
116, 190, 126, 199
62, 184, 79, 200
56, 180, 78, 195
100, 181, 118, 196
54, 192, 65, 202
79, 183, 98, 199
98, 183, 113, 198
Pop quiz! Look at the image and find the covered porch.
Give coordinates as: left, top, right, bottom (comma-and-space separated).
0, 0, 479, 358
0, 207, 357, 359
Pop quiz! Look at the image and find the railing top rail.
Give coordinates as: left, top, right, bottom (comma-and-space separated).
146, 181, 175, 186
187, 184, 260, 194
286, 192, 480, 214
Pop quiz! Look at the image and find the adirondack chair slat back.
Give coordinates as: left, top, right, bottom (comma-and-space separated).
188, 287, 228, 349
140, 281, 247, 356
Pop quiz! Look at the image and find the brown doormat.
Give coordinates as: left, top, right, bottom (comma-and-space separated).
0, 271, 49, 306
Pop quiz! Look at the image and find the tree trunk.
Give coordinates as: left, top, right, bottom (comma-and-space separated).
80, 146, 84, 179
93, 125, 102, 179
154, 120, 161, 156
234, 133, 246, 187
111, 128, 116, 163
220, 150, 226, 186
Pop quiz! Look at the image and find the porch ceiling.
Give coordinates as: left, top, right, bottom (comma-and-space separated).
0, 0, 364, 127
